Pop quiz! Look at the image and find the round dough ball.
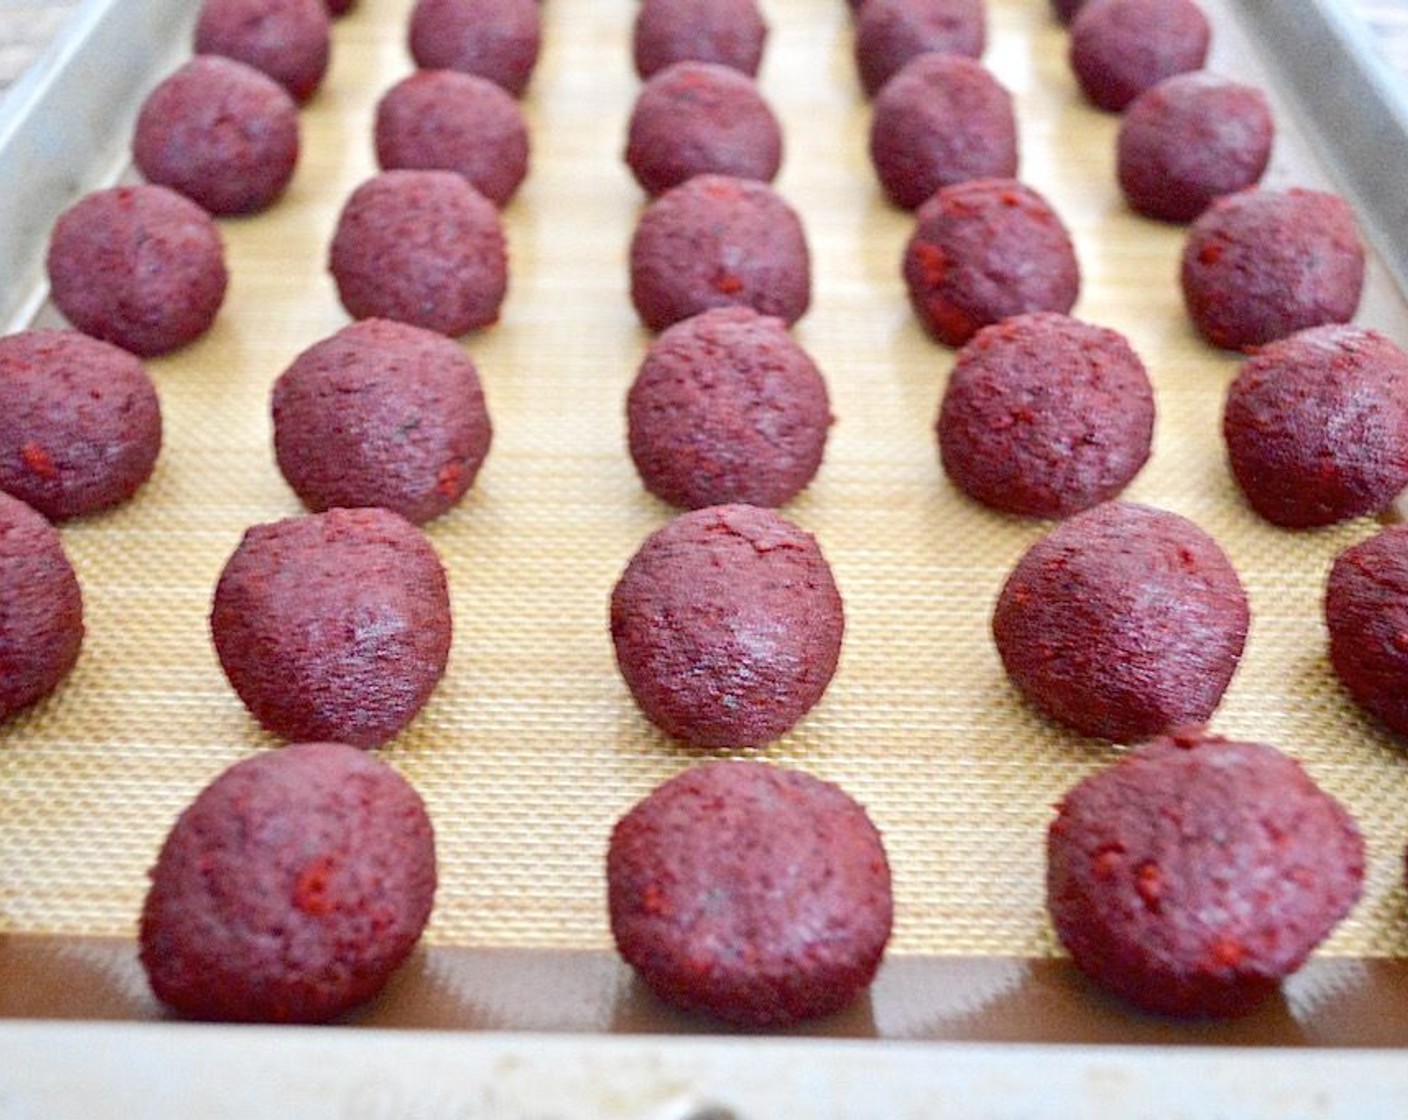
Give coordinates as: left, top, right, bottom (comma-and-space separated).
992, 501, 1249, 743
1180, 188, 1365, 351
272, 318, 492, 524
1223, 325, 1408, 528
854, 0, 986, 98
869, 53, 1016, 211
0, 491, 83, 720
374, 69, 529, 207
625, 61, 782, 197
1325, 524, 1408, 738
211, 507, 452, 747
47, 184, 228, 358
938, 312, 1153, 518
629, 173, 810, 331
627, 306, 831, 509
134, 54, 300, 216
610, 503, 843, 747
609, 760, 893, 1026
140, 742, 437, 1022
329, 170, 508, 337
1116, 72, 1273, 223
1048, 731, 1364, 1017
408, 0, 541, 97
195, 0, 330, 103
869, 52, 1016, 211
0, 330, 161, 521
903, 178, 1079, 347
1069, 0, 1211, 112
632, 0, 767, 79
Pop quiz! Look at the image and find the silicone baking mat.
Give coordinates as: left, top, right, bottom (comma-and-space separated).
4, 0, 1408, 1028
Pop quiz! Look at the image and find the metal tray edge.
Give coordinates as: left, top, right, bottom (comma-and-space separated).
0, 0, 195, 332
1233, 0, 1408, 297
4, 1019, 1408, 1120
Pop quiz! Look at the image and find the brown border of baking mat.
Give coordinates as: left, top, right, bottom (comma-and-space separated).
6, 937, 1408, 1047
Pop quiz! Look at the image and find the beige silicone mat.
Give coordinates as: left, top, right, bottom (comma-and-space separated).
4, 0, 1408, 967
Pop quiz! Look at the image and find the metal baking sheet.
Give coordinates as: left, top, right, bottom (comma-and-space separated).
4, 0, 1408, 1113
1238, 0, 1408, 298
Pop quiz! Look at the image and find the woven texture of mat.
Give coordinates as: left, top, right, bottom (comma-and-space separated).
3, 0, 1408, 959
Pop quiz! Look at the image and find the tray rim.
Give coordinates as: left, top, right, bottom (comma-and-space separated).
4, 1017, 1408, 1119
0, 0, 196, 332
1234, 0, 1408, 297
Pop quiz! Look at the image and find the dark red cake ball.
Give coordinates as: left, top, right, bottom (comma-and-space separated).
938, 312, 1153, 518
903, 178, 1079, 347
408, 0, 541, 96
1326, 524, 1408, 738
195, 0, 329, 104
1050, 0, 1088, 23
992, 501, 1249, 743
1181, 188, 1365, 352
1223, 326, 1408, 528
374, 70, 529, 208
1117, 72, 1273, 223
610, 503, 844, 747
329, 170, 508, 337
211, 507, 452, 747
869, 53, 1017, 211
272, 319, 492, 525
140, 743, 437, 1023
629, 174, 810, 331
854, 0, 986, 98
134, 55, 300, 216
0, 330, 161, 521
628, 307, 831, 509
47, 184, 228, 358
633, 0, 768, 80
608, 760, 893, 1027
0, 491, 83, 721
1069, 0, 1210, 112
625, 61, 782, 197
1048, 731, 1363, 1018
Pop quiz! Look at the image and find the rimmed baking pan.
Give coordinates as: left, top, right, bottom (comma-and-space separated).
4, 0, 1408, 1113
